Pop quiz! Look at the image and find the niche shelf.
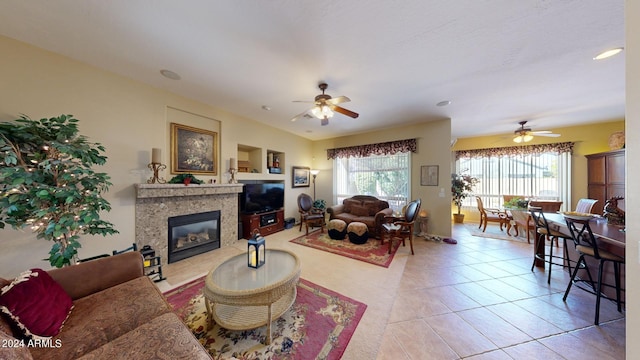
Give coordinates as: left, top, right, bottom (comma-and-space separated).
237, 144, 262, 173
236, 145, 285, 176
267, 150, 284, 174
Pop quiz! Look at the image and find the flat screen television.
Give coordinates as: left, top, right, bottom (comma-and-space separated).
239, 180, 285, 214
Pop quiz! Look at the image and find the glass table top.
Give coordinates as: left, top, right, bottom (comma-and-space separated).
211, 249, 299, 291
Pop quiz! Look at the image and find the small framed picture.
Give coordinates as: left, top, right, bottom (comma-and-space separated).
292, 166, 310, 187
421, 165, 438, 186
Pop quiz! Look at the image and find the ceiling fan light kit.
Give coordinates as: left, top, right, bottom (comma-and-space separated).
513, 134, 534, 143
291, 83, 359, 126
311, 104, 333, 119
512, 120, 560, 143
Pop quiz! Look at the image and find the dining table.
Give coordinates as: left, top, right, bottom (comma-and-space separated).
536, 212, 626, 301
544, 212, 625, 247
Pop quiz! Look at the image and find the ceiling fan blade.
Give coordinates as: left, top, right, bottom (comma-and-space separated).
291, 109, 312, 122
326, 96, 350, 105
529, 130, 552, 134
331, 105, 359, 118
533, 133, 561, 137
292, 100, 315, 103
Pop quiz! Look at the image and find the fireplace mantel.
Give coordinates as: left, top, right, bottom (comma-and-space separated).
135, 183, 244, 265
136, 183, 244, 199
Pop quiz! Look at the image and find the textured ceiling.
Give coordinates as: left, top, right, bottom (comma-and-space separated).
0, 0, 625, 141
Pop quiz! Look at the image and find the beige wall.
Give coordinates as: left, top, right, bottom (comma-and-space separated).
312, 119, 453, 238
0, 35, 313, 276
0, 34, 454, 275
453, 120, 625, 216
625, 0, 639, 354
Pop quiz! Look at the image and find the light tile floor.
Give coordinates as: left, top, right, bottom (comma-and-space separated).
157, 223, 626, 359
378, 223, 626, 360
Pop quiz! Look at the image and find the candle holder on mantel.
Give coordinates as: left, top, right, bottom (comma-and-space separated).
228, 167, 238, 184
147, 163, 167, 184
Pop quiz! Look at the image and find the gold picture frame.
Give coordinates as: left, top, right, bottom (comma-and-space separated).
170, 123, 217, 175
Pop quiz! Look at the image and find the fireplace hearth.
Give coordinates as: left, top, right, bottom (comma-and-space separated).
168, 211, 220, 263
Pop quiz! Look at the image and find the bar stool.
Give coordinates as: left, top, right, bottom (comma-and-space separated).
529, 206, 574, 284
563, 217, 625, 325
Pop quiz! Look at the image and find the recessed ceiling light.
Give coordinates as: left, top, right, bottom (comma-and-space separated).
261, 105, 271, 111
160, 69, 181, 80
593, 47, 624, 60
436, 100, 451, 107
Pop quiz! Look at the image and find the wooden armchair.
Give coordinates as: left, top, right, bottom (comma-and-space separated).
381, 199, 421, 255
297, 193, 325, 235
475, 196, 511, 233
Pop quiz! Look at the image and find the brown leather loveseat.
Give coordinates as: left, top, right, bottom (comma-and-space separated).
326, 195, 393, 238
0, 252, 211, 360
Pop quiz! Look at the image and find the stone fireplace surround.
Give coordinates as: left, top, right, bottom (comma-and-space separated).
135, 183, 244, 265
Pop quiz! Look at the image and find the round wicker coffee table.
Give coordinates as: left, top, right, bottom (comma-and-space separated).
203, 249, 301, 345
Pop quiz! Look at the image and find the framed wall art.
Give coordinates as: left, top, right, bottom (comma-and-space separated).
421, 165, 439, 186
171, 123, 217, 175
292, 166, 310, 188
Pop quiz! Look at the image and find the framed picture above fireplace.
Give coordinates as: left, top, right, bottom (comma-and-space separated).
170, 123, 217, 175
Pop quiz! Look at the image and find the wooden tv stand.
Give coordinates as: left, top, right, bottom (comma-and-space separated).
241, 209, 284, 239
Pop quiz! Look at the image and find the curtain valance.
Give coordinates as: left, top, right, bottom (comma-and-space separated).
327, 138, 417, 159
455, 141, 574, 159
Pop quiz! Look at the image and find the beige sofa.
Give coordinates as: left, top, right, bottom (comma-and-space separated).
327, 195, 393, 238
0, 252, 211, 360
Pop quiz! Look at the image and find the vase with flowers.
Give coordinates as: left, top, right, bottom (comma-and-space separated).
451, 172, 479, 223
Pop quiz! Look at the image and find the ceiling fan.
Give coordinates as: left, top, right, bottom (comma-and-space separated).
291, 83, 359, 126
513, 120, 560, 143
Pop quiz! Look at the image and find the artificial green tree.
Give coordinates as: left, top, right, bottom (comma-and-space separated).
0, 114, 118, 267
451, 173, 479, 215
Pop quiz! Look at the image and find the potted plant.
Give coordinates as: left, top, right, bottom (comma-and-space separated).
503, 197, 529, 209
451, 172, 479, 223
0, 114, 118, 267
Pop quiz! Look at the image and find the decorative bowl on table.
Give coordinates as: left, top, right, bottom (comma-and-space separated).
561, 211, 598, 221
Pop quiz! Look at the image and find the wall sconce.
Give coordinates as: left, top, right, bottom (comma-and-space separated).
248, 230, 265, 268
310, 169, 320, 199
147, 148, 166, 184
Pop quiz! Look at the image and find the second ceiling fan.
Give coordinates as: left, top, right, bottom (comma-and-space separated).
513, 121, 560, 143
291, 83, 359, 126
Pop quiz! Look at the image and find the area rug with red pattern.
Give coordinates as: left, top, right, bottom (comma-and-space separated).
164, 276, 366, 360
290, 230, 401, 268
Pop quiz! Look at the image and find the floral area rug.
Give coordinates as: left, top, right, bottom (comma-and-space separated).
290, 230, 400, 268
164, 276, 366, 360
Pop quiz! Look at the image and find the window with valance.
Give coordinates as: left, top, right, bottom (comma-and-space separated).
327, 138, 417, 159
454, 141, 574, 211
329, 139, 417, 213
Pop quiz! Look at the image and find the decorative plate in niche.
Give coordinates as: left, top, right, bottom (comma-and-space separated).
608, 131, 625, 150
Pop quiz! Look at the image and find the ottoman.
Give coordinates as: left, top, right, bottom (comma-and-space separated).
328, 219, 347, 240
347, 222, 369, 245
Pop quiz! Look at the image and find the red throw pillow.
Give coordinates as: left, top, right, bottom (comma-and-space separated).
0, 269, 73, 339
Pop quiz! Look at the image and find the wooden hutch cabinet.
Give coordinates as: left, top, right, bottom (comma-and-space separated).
585, 149, 625, 215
